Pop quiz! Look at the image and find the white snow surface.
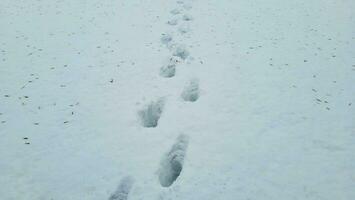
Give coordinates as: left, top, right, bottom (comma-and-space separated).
0, 0, 354, 199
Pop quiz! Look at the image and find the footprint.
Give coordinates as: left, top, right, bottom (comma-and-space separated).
160, 33, 173, 45
168, 55, 183, 65
170, 8, 181, 15
160, 56, 182, 78
159, 134, 189, 187
167, 19, 178, 26
108, 176, 134, 200
182, 14, 193, 21
160, 64, 176, 78
178, 25, 190, 34
172, 45, 189, 60
181, 79, 200, 102
138, 98, 165, 128
166, 42, 178, 51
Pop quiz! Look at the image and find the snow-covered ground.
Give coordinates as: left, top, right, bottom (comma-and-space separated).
0, 0, 354, 199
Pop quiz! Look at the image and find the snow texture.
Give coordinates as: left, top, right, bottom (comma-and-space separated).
0, 0, 354, 199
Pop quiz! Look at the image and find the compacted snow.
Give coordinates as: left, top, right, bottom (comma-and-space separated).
0, 0, 354, 199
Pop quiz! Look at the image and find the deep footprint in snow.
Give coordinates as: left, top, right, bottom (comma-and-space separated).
108, 176, 134, 200
160, 56, 183, 78
159, 134, 189, 187
172, 45, 189, 60
138, 98, 165, 128
181, 79, 200, 102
